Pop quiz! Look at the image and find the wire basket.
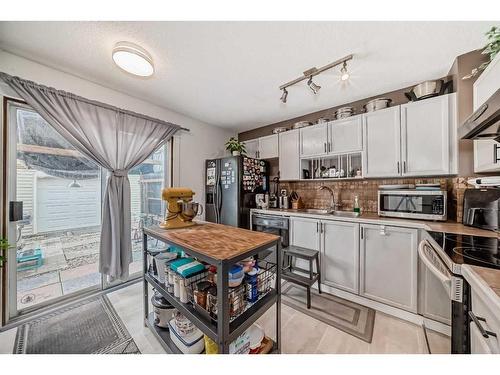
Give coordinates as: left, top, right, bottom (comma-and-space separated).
187, 261, 277, 322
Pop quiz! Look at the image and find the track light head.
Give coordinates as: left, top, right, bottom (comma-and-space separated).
280, 88, 288, 103
340, 61, 350, 81
307, 77, 321, 94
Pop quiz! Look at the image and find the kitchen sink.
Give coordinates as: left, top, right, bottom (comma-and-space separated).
330, 210, 360, 218
287, 208, 360, 217
299, 209, 332, 214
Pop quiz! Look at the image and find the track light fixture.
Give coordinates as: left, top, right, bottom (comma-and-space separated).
280, 88, 288, 103
307, 77, 321, 94
340, 61, 350, 81
278, 54, 353, 102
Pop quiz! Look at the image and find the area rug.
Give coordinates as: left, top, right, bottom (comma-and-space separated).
282, 283, 376, 343
14, 295, 140, 354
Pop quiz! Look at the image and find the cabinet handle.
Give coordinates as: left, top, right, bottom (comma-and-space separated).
316, 222, 319, 232
469, 311, 497, 338
403, 161, 407, 173
321, 222, 324, 233
360, 227, 364, 239
324, 143, 327, 153
397, 161, 400, 174
328, 142, 331, 153
494, 144, 500, 164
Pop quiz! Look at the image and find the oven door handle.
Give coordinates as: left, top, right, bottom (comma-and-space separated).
418, 240, 452, 295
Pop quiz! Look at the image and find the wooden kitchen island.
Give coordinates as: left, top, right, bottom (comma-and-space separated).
142, 222, 281, 354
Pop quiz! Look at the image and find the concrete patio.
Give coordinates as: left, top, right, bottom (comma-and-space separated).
16, 227, 149, 310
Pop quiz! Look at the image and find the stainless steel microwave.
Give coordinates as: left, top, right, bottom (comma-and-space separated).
378, 190, 447, 221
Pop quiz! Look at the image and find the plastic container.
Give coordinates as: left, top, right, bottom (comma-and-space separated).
229, 264, 244, 280
245, 267, 259, 303
168, 318, 204, 354
154, 252, 177, 283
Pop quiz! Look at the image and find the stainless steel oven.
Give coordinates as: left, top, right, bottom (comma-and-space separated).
378, 189, 447, 221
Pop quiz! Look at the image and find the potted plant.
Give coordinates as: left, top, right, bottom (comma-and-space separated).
0, 238, 11, 268
225, 137, 247, 156
463, 26, 500, 80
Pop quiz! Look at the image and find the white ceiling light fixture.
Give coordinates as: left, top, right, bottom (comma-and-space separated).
112, 41, 154, 77
340, 61, 350, 81
279, 54, 353, 102
307, 77, 321, 94
280, 88, 288, 103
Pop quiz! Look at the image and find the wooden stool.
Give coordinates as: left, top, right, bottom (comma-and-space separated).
281, 245, 321, 309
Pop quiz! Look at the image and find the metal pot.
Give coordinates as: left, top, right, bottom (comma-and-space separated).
363, 98, 392, 112
180, 201, 204, 221
405, 79, 452, 101
272, 127, 288, 134
292, 121, 313, 129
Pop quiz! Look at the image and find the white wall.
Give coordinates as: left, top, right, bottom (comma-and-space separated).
0, 50, 235, 324
0, 49, 235, 217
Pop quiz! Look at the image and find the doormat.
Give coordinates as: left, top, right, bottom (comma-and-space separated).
14, 295, 140, 354
282, 283, 376, 343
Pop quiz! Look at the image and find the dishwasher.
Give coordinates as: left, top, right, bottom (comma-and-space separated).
251, 213, 289, 263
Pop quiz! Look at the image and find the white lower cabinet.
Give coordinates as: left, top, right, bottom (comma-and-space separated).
289, 217, 320, 272
322, 221, 359, 294
359, 224, 418, 313
470, 287, 500, 354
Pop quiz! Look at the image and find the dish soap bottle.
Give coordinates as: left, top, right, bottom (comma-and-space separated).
353, 195, 360, 213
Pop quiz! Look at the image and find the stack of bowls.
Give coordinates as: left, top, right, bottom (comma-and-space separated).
335, 106, 355, 119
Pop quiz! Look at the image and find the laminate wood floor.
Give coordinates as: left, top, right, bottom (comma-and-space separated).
0, 281, 450, 354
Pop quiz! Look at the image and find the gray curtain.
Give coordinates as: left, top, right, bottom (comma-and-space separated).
1, 72, 181, 280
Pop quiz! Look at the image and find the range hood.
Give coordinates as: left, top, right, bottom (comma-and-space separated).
459, 88, 500, 142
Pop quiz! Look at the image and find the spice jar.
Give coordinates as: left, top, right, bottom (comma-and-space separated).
207, 265, 217, 284
193, 281, 211, 309
206, 285, 218, 318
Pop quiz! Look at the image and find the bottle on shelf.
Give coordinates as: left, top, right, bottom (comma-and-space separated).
353, 195, 361, 213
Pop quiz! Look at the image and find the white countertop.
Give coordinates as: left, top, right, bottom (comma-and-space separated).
250, 208, 499, 237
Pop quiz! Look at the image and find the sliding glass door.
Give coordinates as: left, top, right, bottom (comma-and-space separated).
5, 100, 168, 319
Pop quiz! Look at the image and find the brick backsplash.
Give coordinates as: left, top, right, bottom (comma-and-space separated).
279, 177, 472, 222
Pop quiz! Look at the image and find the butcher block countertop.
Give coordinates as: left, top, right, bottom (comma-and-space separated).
144, 222, 279, 261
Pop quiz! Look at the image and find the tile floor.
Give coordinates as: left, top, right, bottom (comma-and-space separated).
0, 282, 451, 354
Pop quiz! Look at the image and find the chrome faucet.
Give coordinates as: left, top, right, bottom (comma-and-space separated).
318, 185, 340, 211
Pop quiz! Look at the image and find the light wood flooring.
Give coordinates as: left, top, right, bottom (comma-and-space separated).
0, 281, 450, 354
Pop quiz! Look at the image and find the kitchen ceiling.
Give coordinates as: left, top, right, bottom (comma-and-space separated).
0, 21, 492, 131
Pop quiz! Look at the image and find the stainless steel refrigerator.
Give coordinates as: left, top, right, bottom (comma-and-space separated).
205, 156, 269, 229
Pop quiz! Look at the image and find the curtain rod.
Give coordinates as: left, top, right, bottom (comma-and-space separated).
0, 72, 190, 132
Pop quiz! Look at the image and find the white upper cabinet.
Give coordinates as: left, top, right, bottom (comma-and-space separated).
473, 53, 500, 173
401, 93, 456, 176
300, 124, 329, 157
243, 139, 259, 159
279, 129, 300, 180
258, 134, 279, 159
243, 135, 278, 159
322, 220, 359, 294
328, 115, 363, 154
474, 140, 500, 172
362, 106, 401, 177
